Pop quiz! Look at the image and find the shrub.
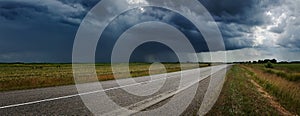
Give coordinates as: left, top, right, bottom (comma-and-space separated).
265, 61, 274, 68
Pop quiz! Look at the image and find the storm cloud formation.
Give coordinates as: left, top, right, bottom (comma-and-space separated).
95, 6, 209, 62
0, 0, 299, 62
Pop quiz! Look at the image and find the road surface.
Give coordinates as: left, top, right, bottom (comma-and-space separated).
0, 64, 231, 115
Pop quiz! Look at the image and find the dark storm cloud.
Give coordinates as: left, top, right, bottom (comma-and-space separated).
0, 0, 260, 62
198, 0, 283, 50
0, 2, 44, 20
0, 0, 298, 62
0, 0, 91, 26
130, 42, 179, 62
0, 0, 87, 62
96, 7, 208, 62
199, 0, 270, 25
216, 22, 256, 50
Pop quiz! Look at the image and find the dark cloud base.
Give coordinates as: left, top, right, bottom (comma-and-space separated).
96, 6, 209, 62
0, 0, 298, 62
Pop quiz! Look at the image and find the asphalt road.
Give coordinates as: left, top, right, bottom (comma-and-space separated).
0, 64, 230, 115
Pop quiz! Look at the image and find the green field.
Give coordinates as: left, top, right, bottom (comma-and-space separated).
0, 63, 208, 92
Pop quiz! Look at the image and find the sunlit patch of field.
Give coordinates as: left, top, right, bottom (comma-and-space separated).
0, 63, 209, 91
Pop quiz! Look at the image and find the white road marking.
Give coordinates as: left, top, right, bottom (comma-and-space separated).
0, 65, 225, 109
104, 69, 219, 116
0, 75, 169, 109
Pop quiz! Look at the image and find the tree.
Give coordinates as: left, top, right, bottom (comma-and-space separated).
271, 59, 277, 63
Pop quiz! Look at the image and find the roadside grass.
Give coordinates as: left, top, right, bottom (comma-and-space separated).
207, 65, 280, 116
242, 65, 300, 115
0, 63, 208, 92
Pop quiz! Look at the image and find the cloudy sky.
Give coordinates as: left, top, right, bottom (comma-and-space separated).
0, 0, 299, 63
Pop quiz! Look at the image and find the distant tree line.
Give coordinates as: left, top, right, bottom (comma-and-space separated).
254, 59, 277, 64
233, 59, 300, 64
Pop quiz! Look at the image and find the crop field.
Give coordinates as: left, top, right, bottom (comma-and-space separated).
249, 63, 300, 73
247, 63, 300, 81
208, 64, 300, 115
272, 64, 300, 72
0, 63, 208, 92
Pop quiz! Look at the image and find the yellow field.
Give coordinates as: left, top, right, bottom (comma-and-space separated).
0, 63, 208, 91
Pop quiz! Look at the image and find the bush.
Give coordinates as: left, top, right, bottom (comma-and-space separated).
265, 61, 274, 68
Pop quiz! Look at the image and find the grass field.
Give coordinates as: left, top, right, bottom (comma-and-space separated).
208, 64, 300, 115
247, 64, 300, 81
273, 64, 300, 73
0, 63, 208, 92
246, 63, 300, 72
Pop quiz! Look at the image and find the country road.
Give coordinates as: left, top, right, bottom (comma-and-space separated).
0, 64, 231, 115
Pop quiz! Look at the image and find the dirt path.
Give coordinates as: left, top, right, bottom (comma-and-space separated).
249, 79, 294, 116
